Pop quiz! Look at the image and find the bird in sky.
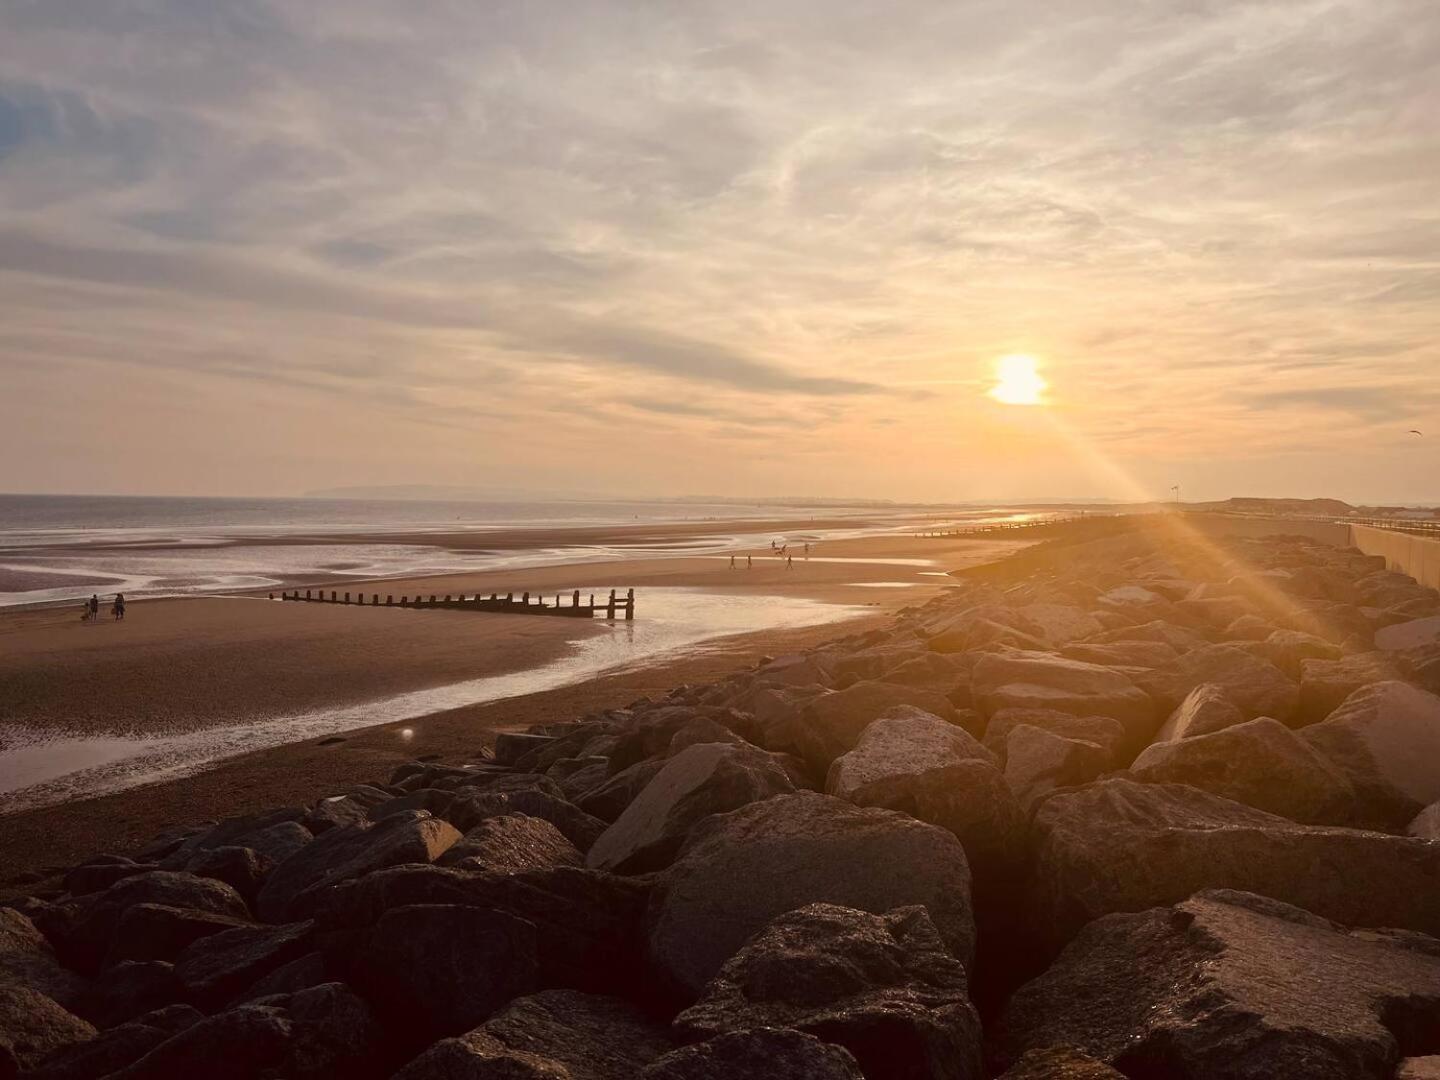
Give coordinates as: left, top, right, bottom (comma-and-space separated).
1410, 429, 1424, 436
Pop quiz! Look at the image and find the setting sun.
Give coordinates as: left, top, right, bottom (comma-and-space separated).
989, 354, 1048, 405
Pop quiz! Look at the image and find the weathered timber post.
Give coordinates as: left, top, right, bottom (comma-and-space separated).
386, 595, 393, 605
402, 596, 408, 606
305, 589, 312, 600
522, 592, 529, 606
330, 591, 337, 602
444, 595, 451, 603
429, 595, 436, 604
572, 590, 580, 608
606, 589, 616, 620
344, 592, 350, 604
626, 587, 635, 620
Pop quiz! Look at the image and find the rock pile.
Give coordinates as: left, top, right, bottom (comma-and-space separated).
5, 526, 1440, 1078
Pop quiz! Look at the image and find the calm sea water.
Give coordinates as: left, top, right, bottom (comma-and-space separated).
0, 493, 998, 607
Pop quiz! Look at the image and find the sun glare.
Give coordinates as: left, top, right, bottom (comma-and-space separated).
989, 354, 1047, 405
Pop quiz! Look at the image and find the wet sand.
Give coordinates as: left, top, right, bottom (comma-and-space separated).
0, 530, 1025, 888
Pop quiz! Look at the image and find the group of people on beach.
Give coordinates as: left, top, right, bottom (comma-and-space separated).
729, 540, 810, 570
80, 593, 125, 621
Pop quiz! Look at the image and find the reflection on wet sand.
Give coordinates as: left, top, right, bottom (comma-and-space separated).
0, 588, 866, 813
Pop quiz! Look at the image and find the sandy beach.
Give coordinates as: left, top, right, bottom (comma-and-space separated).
0, 526, 1025, 888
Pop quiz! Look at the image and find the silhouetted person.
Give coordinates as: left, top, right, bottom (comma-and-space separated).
787, 555, 793, 569
730, 555, 736, 569
746, 555, 752, 568
112, 593, 126, 620
88, 594, 99, 620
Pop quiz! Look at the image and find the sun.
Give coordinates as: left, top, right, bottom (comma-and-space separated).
989, 353, 1047, 405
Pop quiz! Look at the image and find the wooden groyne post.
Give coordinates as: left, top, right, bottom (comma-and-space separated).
276, 586, 635, 620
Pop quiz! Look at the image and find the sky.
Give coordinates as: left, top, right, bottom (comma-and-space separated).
1, 0, 1437, 505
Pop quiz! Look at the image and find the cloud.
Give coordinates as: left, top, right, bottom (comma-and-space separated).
0, 0, 1437, 500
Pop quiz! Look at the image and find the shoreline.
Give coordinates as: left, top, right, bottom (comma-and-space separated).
0, 601, 902, 893
0, 512, 1004, 611
0, 530, 1027, 887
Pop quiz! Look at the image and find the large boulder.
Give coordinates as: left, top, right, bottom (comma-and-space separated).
791, 683, 957, 772
62, 871, 251, 974
1129, 717, 1354, 823
173, 920, 316, 1009
1003, 726, 1110, 813
159, 808, 310, 869
348, 904, 538, 1042
577, 758, 668, 822
22, 1004, 199, 1080
102, 982, 383, 1080
75, 962, 180, 1028
0, 909, 86, 1009
1138, 644, 1298, 721
588, 744, 794, 874
438, 814, 583, 874
981, 710, 1126, 765
971, 653, 1154, 743
1376, 615, 1440, 651
648, 793, 975, 998
675, 903, 982, 1080
104, 904, 251, 968
996, 1048, 1125, 1079
1027, 779, 1440, 949
183, 846, 273, 906
825, 708, 1023, 886
1151, 682, 1245, 741
255, 810, 460, 922
315, 865, 650, 1002
1060, 641, 1178, 669
1297, 653, 1401, 724
1260, 628, 1342, 678
392, 989, 672, 1080
1015, 604, 1103, 646
1301, 681, 1440, 827
1000, 890, 1440, 1079
445, 787, 607, 852
640, 1028, 864, 1079
0, 987, 95, 1078
1410, 801, 1440, 840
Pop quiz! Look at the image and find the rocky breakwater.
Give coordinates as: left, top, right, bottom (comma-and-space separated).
5, 526, 1440, 1078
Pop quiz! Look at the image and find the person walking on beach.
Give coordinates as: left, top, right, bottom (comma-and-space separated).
112, 593, 126, 620
786, 554, 793, 569
804, 542, 810, 559
730, 554, 736, 570
746, 555, 752, 569
88, 594, 100, 621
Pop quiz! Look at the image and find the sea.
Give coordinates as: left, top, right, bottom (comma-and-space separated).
0, 493, 1011, 608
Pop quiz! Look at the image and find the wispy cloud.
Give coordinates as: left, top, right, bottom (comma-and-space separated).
0, 0, 1436, 500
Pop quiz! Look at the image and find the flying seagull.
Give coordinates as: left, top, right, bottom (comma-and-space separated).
1410, 429, 1424, 436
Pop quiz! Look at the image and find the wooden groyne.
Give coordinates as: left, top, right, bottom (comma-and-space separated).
269, 587, 636, 620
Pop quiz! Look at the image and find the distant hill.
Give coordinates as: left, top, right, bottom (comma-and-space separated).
1191, 497, 1357, 517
